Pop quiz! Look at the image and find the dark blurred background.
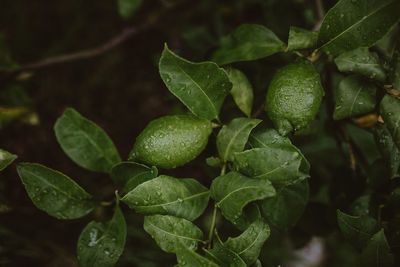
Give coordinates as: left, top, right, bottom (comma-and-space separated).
0, 0, 348, 266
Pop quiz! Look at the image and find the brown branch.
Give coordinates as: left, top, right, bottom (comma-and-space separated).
312, 0, 325, 32
12, 20, 156, 72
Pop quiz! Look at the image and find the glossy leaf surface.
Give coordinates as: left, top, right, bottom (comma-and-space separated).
337, 209, 379, 249
211, 24, 286, 65
380, 94, 400, 149
16, 163, 96, 219
77, 206, 127, 267
233, 146, 310, 185
333, 75, 377, 120
374, 123, 400, 178
287, 26, 318, 51
227, 68, 254, 117
216, 117, 261, 162
130, 115, 212, 169
210, 171, 275, 223
54, 108, 121, 173
205, 243, 246, 267
175, 243, 219, 267
144, 215, 203, 253
334, 47, 386, 81
110, 161, 158, 191
159, 45, 231, 120
318, 0, 400, 56
224, 218, 270, 265
360, 229, 394, 267
122, 175, 209, 221
261, 180, 309, 230
248, 127, 292, 148
231, 203, 261, 232
0, 149, 17, 171
265, 60, 324, 136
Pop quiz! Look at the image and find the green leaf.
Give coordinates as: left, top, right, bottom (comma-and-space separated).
216, 118, 261, 162
360, 229, 395, 267
287, 26, 318, 51
110, 162, 158, 192
175, 243, 219, 267
0, 149, 17, 171
248, 126, 310, 174
159, 45, 231, 120
144, 215, 203, 254
118, 0, 142, 19
337, 209, 379, 250
210, 171, 275, 224
206, 157, 222, 168
233, 146, 310, 186
130, 115, 212, 169
231, 203, 261, 232
374, 123, 400, 178
380, 94, 400, 149
121, 175, 209, 221
77, 206, 127, 267
226, 68, 254, 117
265, 60, 324, 136
391, 40, 400, 89
317, 0, 400, 56
54, 108, 121, 173
248, 127, 292, 148
334, 47, 386, 81
261, 180, 309, 231
16, 163, 96, 219
224, 218, 270, 265
211, 24, 286, 65
205, 243, 246, 267
333, 75, 377, 120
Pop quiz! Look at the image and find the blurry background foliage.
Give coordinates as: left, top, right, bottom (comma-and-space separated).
0, 0, 399, 266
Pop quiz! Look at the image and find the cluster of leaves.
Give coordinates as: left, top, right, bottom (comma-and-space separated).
2, 0, 400, 266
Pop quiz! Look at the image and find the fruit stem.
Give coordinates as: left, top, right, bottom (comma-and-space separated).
208, 203, 218, 249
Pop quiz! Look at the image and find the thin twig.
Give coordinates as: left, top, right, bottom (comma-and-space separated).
312, 0, 325, 32
10, 19, 156, 72
251, 103, 265, 118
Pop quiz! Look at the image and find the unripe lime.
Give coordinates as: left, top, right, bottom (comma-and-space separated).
130, 115, 212, 169
265, 60, 324, 136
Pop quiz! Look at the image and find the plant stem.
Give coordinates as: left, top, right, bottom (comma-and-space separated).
208, 203, 218, 249
207, 163, 226, 249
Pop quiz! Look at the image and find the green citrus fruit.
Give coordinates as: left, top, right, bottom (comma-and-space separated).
265, 60, 324, 136
130, 115, 212, 169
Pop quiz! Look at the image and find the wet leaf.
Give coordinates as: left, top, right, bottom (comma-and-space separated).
233, 145, 310, 186
54, 108, 121, 173
337, 209, 379, 250
227, 68, 254, 117
334, 47, 386, 81
16, 163, 96, 219
159, 45, 231, 120
122, 175, 209, 221
216, 117, 261, 162
0, 149, 17, 171
333, 75, 377, 120
110, 162, 158, 192
212, 24, 286, 65
374, 123, 400, 178
261, 180, 309, 231
379, 94, 400, 149
77, 206, 127, 267
224, 218, 270, 265
175, 243, 219, 267
318, 0, 400, 56
287, 26, 318, 51
210, 171, 275, 223
360, 229, 395, 267
205, 243, 246, 267
144, 215, 203, 253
